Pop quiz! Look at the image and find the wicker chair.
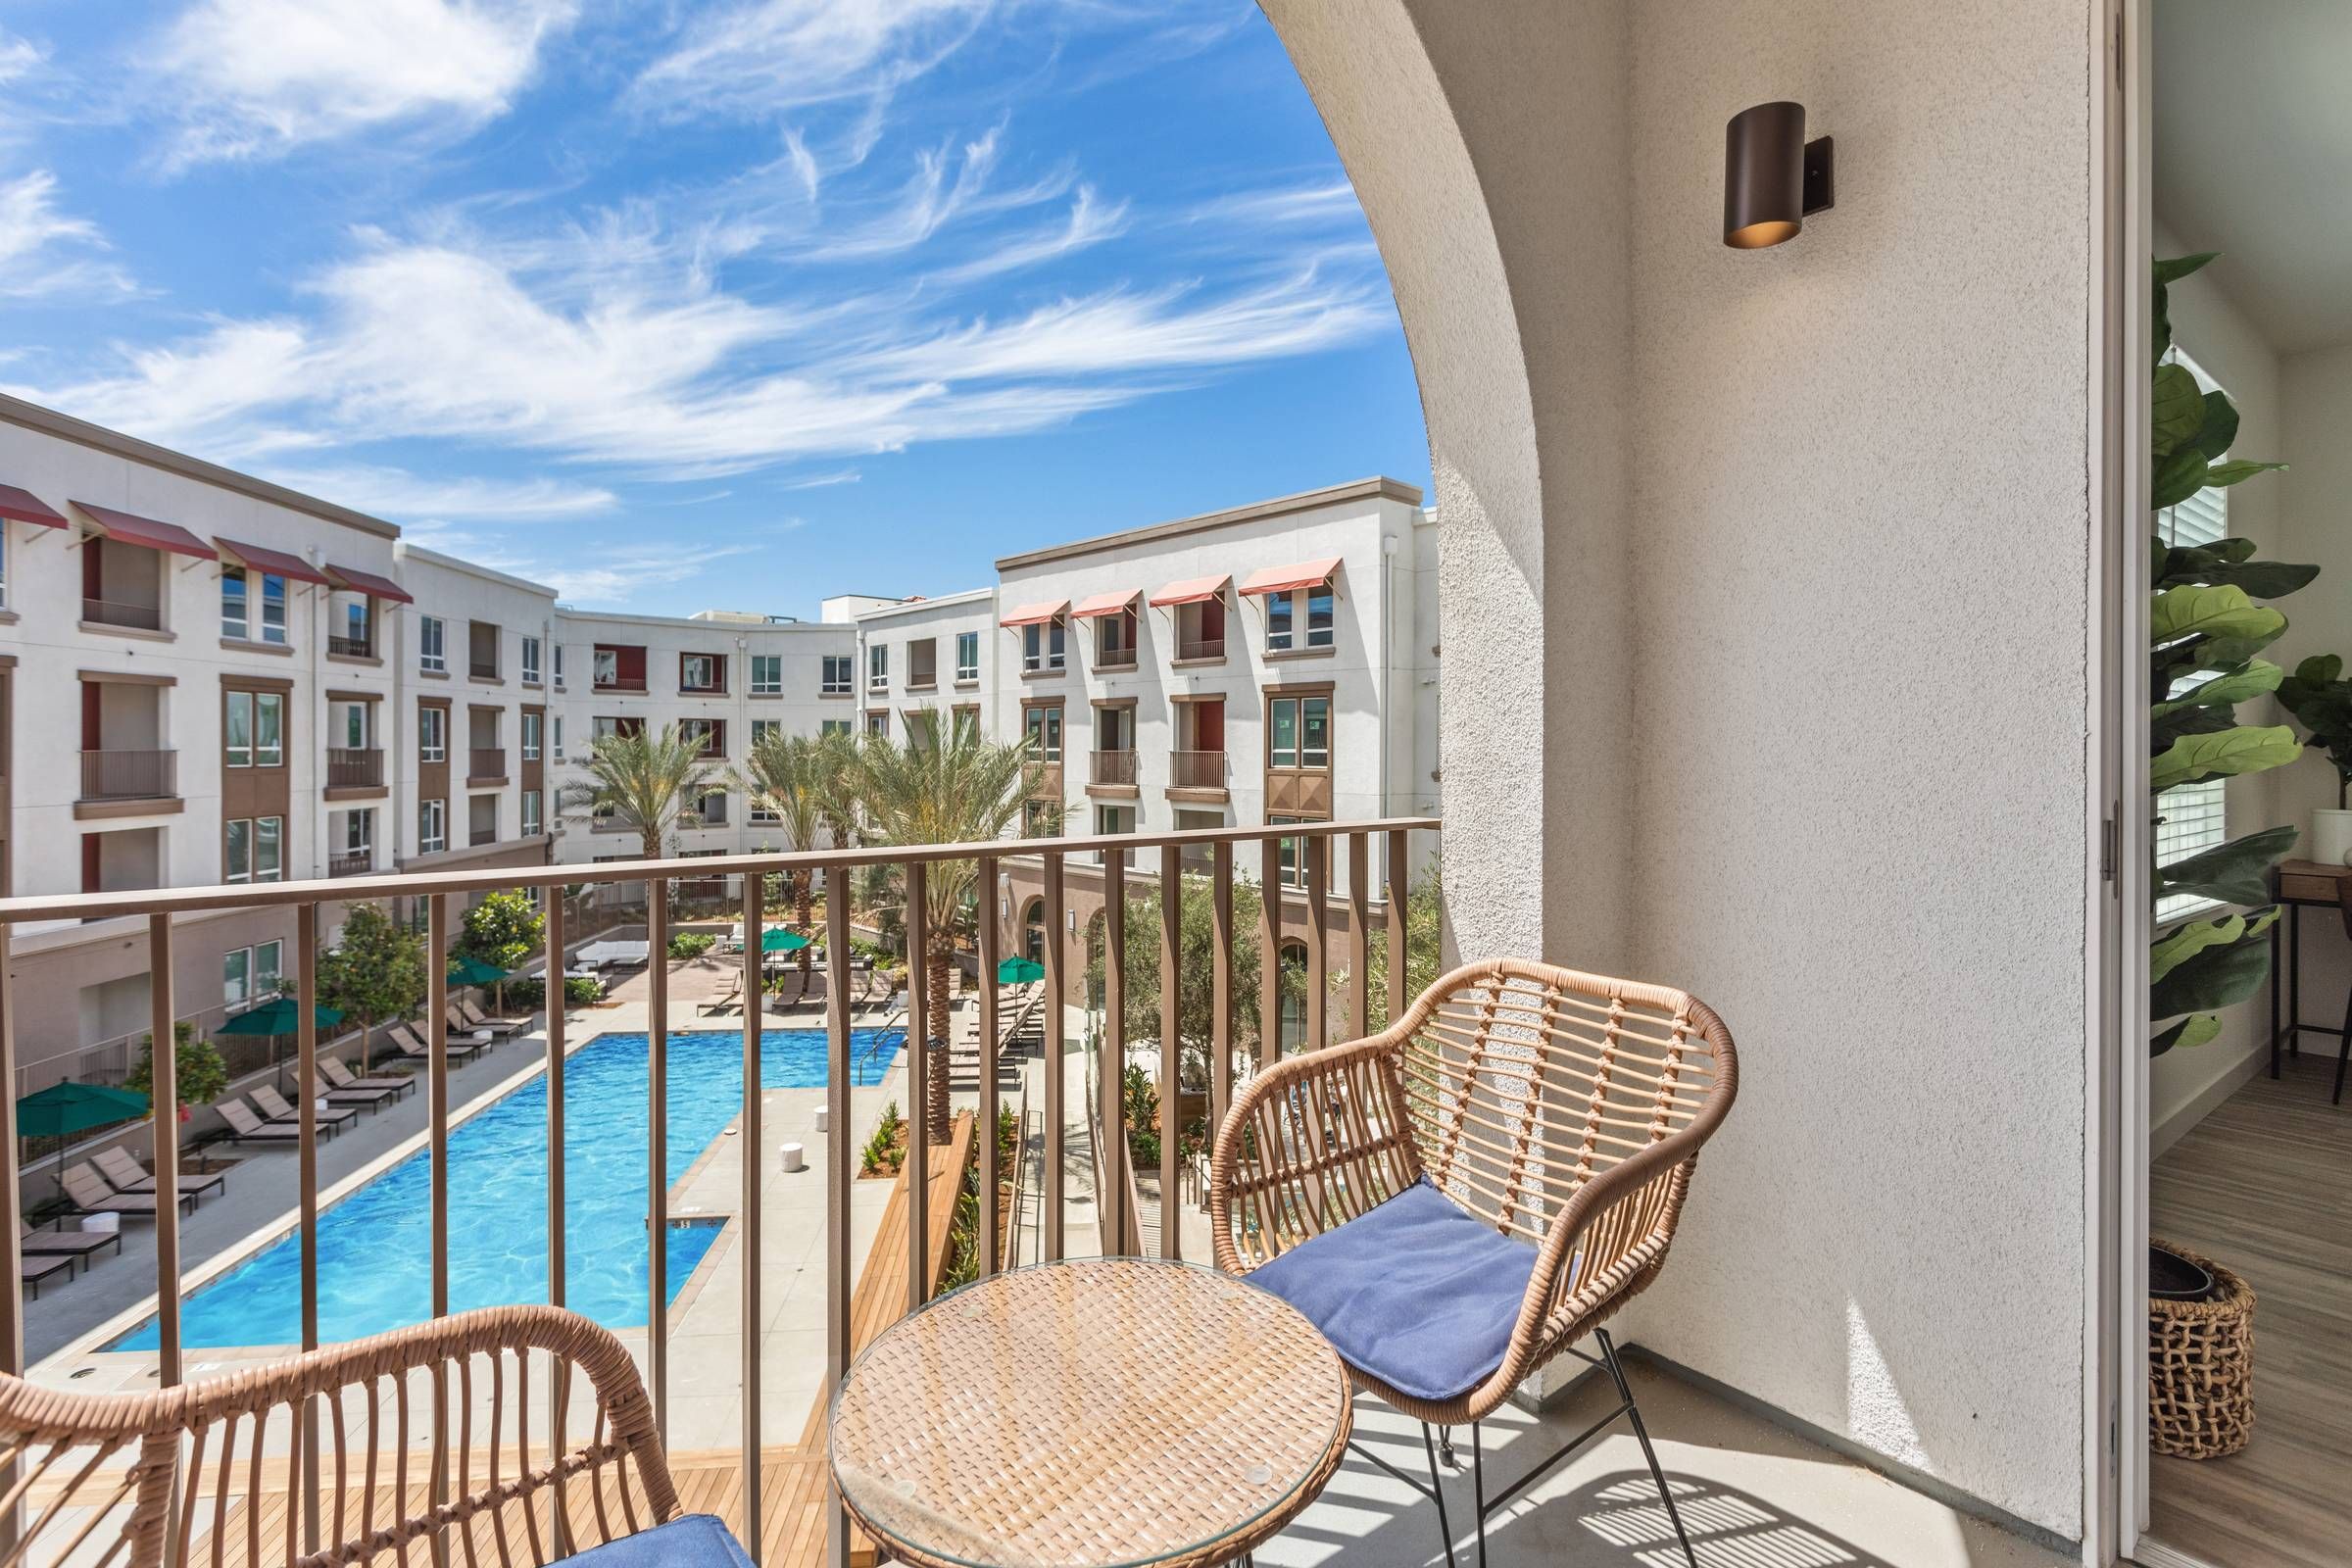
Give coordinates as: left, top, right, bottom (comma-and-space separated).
1209, 957, 1738, 1567
0, 1304, 747, 1568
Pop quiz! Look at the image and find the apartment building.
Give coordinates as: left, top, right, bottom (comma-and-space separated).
547, 609, 856, 867
848, 589, 999, 750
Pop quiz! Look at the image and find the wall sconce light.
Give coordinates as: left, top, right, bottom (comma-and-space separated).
1724, 101, 1834, 249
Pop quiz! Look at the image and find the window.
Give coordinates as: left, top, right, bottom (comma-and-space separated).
821, 655, 854, 695
868, 644, 889, 692
468, 620, 500, 679
694, 790, 727, 827
521, 636, 542, 684
1022, 621, 1065, 673
418, 705, 447, 762
2156, 347, 2233, 921
1024, 704, 1062, 762
521, 790, 543, 836
419, 798, 447, 854
223, 940, 283, 1012
224, 815, 284, 884
1267, 695, 1331, 770
221, 570, 246, 639
553, 643, 565, 687
750, 782, 781, 824
593, 715, 645, 744
956, 631, 979, 682
681, 652, 724, 693
1095, 804, 1135, 867
1266, 591, 1292, 652
520, 710, 542, 761
907, 638, 937, 688
952, 707, 979, 744
224, 691, 285, 768
1095, 609, 1138, 666
593, 644, 647, 691
220, 569, 289, 645
552, 715, 564, 761
751, 654, 782, 696
341, 809, 373, 857
419, 615, 447, 672
820, 718, 852, 737
866, 710, 889, 738
1023, 799, 1060, 838
1264, 587, 1336, 654
1272, 816, 1310, 891
680, 718, 724, 758
333, 595, 363, 653
1277, 942, 1309, 1051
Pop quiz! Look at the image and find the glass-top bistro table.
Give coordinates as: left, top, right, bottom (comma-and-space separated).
828, 1258, 1353, 1568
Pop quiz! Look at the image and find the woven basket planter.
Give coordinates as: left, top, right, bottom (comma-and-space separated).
2148, 1240, 2254, 1459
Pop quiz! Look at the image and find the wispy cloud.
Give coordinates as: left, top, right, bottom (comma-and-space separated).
0, 171, 134, 300
150, 0, 578, 166
261, 465, 617, 520
929, 184, 1127, 284
499, 538, 775, 607
634, 0, 998, 122
1187, 179, 1363, 229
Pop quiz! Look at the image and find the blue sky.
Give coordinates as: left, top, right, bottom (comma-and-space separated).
0, 0, 1425, 615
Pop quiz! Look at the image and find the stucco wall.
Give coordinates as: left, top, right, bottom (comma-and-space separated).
1267, 0, 2095, 1538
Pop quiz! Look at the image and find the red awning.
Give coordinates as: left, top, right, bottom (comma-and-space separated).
0, 485, 67, 529
1000, 599, 1069, 628
215, 535, 330, 586
323, 564, 416, 605
1068, 589, 1140, 620
1148, 573, 1230, 608
74, 502, 216, 561
1238, 557, 1342, 597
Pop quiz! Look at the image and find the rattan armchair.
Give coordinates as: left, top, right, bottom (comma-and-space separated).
1210, 956, 1738, 1568
0, 1304, 735, 1568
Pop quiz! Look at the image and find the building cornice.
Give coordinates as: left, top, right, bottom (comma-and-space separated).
994, 476, 1424, 572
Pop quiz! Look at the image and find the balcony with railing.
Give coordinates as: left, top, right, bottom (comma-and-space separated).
81, 596, 165, 632
1088, 748, 1139, 791
327, 632, 373, 659
77, 749, 176, 803
1167, 749, 1227, 795
324, 747, 383, 789
327, 848, 373, 877
468, 746, 507, 781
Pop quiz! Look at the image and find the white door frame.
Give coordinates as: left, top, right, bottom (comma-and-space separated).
2090, 0, 2157, 1561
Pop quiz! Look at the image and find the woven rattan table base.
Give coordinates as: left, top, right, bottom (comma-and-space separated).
830, 1259, 1351, 1568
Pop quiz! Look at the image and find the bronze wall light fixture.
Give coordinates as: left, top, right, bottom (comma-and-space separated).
1724, 101, 1834, 249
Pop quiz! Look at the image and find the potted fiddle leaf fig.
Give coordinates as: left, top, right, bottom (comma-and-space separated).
2277, 654, 2352, 864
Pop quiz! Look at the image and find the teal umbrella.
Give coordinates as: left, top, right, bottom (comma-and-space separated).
445, 956, 510, 988
997, 956, 1045, 986
217, 997, 346, 1094
761, 928, 811, 954
17, 1081, 151, 1211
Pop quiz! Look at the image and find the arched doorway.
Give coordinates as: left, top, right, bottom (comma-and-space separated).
1019, 898, 1046, 964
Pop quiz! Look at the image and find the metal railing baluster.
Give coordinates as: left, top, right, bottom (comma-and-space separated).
740, 874, 766, 1566
149, 912, 182, 1568
1210, 840, 1234, 1140
647, 878, 669, 1446
1044, 851, 1066, 1261
1387, 828, 1410, 1023
1159, 847, 1181, 1260
297, 907, 320, 1553
1259, 837, 1282, 1067
0, 932, 18, 1554
1306, 838, 1329, 1052
1348, 833, 1370, 1040
906, 860, 930, 1308
545, 887, 572, 1559
977, 854, 1001, 1277
823, 865, 853, 1568
1102, 852, 1126, 1255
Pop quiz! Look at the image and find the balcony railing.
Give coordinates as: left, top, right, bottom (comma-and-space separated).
468, 747, 506, 779
0, 815, 1436, 1568
325, 748, 383, 789
469, 660, 500, 681
327, 849, 373, 877
327, 633, 373, 659
81, 596, 163, 632
1090, 749, 1139, 788
598, 676, 648, 693
1176, 636, 1225, 662
1169, 750, 1227, 790
468, 822, 498, 847
78, 749, 176, 801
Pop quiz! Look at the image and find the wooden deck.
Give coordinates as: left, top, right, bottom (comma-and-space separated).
169, 1112, 976, 1568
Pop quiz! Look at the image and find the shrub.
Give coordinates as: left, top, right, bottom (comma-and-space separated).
667, 931, 716, 961
860, 1100, 906, 1176
457, 890, 543, 973
565, 975, 604, 1005
125, 1023, 229, 1107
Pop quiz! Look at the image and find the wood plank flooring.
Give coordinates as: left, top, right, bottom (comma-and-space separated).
2148, 1053, 2352, 1567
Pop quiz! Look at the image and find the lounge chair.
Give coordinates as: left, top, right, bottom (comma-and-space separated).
60, 1163, 193, 1219
250, 1085, 362, 1133
698, 975, 743, 1017
20, 1254, 72, 1298
92, 1146, 226, 1203
447, 1005, 521, 1044
455, 1000, 527, 1038
1208, 957, 1740, 1568
387, 1021, 485, 1067
320, 1056, 415, 1102
20, 1227, 122, 1271
211, 1100, 307, 1149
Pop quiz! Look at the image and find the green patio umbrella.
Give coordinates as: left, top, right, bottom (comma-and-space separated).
445, 956, 510, 987
997, 956, 1046, 986
17, 1081, 151, 1212
217, 997, 346, 1094
760, 928, 811, 954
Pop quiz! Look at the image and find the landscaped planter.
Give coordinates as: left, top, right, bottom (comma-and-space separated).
2148, 1239, 2255, 1458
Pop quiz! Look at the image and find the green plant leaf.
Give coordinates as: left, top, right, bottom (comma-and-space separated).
2151, 364, 2205, 459
2149, 725, 2300, 793
2154, 253, 2219, 285
2151, 584, 2283, 647
2153, 447, 2213, 510
2292, 653, 2345, 687
2151, 1014, 2222, 1057
2204, 459, 2286, 490
2154, 824, 2299, 907
2191, 391, 2239, 460
2192, 559, 2320, 599
2149, 913, 2246, 986
2151, 703, 2238, 751
2150, 908, 2278, 1019
2152, 660, 2281, 716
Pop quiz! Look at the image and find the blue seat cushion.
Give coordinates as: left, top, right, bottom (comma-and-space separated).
1246, 1177, 1540, 1404
553, 1514, 753, 1568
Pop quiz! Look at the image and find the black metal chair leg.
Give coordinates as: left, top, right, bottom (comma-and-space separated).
1420, 1423, 1458, 1568
1470, 1420, 1488, 1568
2335, 981, 2352, 1105
1597, 1330, 1698, 1568
1439, 1426, 1456, 1466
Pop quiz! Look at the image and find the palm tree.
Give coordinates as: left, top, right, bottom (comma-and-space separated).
737, 730, 833, 971
846, 715, 1032, 1141
561, 723, 724, 861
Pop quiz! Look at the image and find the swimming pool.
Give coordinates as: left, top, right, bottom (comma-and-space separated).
111, 1027, 903, 1351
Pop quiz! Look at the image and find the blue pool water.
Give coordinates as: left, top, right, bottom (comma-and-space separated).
111, 1028, 902, 1351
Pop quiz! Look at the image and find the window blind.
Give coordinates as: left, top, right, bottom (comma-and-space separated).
2156, 348, 2230, 921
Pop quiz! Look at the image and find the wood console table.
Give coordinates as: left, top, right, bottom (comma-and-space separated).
2269, 858, 2351, 1082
